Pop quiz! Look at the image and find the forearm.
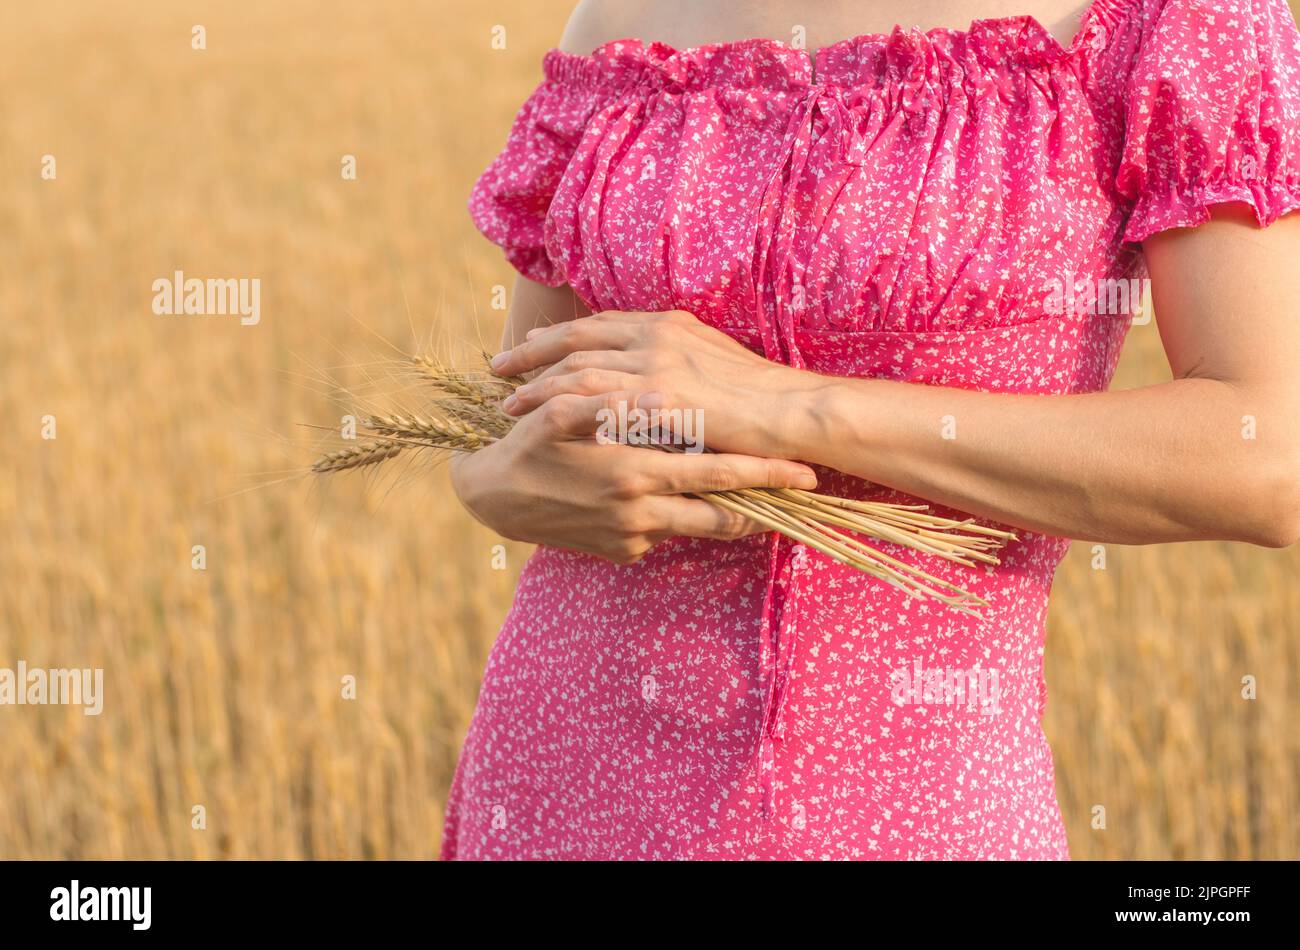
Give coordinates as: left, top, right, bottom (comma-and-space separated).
783, 373, 1300, 547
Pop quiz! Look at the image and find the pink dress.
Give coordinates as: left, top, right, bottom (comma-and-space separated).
444, 0, 1300, 859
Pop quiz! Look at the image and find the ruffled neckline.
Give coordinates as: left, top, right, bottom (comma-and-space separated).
544, 0, 1138, 91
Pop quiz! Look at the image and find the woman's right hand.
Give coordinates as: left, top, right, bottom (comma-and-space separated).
450, 392, 819, 564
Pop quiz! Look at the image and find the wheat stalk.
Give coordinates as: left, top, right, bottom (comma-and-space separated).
315, 355, 1016, 614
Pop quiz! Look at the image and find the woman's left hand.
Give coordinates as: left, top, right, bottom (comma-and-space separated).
491, 309, 813, 458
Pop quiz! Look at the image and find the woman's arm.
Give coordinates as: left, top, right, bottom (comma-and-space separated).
798, 205, 1300, 547
500, 275, 591, 350
451, 3, 829, 565
497, 206, 1300, 548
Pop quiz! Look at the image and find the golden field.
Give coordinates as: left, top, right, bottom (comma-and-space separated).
0, 0, 1296, 860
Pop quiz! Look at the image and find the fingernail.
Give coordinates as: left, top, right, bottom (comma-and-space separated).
636, 391, 665, 411
797, 472, 818, 489
490, 351, 509, 371
526, 327, 545, 339
502, 395, 519, 413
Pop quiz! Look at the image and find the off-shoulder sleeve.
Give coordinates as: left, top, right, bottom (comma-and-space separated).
468, 57, 614, 286
1116, 0, 1300, 243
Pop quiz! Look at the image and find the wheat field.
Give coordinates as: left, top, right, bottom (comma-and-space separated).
0, 0, 1296, 860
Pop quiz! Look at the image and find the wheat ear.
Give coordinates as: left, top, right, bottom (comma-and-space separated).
313, 440, 403, 473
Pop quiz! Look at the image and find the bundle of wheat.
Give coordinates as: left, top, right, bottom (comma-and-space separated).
314, 354, 1016, 615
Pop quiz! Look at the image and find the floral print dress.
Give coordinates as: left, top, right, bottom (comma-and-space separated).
442, 0, 1300, 859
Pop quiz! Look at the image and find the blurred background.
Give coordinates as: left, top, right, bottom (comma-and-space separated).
1, 0, 1296, 860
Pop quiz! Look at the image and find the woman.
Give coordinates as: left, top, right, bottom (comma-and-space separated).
443, 0, 1300, 859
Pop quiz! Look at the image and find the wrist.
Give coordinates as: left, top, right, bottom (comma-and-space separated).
773, 373, 892, 474
762, 366, 839, 463
450, 451, 494, 529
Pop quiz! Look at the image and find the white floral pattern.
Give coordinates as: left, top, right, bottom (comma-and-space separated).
443, 0, 1300, 859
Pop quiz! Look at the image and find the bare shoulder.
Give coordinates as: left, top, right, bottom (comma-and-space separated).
558, 0, 660, 55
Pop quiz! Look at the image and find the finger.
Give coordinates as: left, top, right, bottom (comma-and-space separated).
527, 349, 643, 383
538, 391, 638, 439
505, 368, 643, 415
646, 495, 770, 542
585, 310, 697, 326
492, 319, 638, 376
640, 451, 819, 494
